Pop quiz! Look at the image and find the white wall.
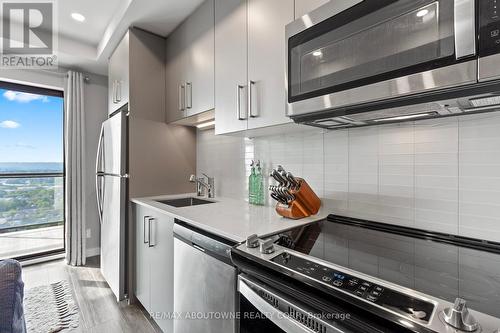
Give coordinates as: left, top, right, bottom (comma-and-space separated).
197, 112, 500, 243
0, 68, 108, 256
81, 74, 108, 254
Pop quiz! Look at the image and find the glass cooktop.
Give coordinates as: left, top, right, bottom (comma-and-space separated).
276, 215, 500, 319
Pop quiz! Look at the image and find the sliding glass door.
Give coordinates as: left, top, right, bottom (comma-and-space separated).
0, 81, 65, 260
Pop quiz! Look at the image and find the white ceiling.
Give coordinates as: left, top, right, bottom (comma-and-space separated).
1, 0, 204, 75
56, 0, 124, 46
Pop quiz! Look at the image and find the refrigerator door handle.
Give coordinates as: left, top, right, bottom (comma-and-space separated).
95, 124, 104, 174
95, 125, 105, 224
96, 175, 104, 224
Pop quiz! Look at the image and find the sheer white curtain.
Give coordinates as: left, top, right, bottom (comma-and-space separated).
65, 71, 86, 266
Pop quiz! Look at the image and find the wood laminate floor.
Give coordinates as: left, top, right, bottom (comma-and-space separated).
22, 257, 158, 333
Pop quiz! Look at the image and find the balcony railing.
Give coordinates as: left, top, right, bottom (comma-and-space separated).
0, 172, 64, 259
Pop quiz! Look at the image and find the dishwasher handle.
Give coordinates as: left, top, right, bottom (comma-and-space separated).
173, 221, 236, 265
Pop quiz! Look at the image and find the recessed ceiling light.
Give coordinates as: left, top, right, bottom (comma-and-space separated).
71, 12, 86, 22
416, 9, 429, 17
312, 50, 323, 57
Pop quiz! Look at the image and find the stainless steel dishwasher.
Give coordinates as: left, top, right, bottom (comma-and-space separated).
173, 220, 238, 333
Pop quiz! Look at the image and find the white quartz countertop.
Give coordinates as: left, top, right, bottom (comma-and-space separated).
131, 193, 330, 243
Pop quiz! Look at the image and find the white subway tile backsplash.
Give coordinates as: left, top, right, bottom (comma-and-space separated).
197, 112, 500, 241
459, 113, 500, 242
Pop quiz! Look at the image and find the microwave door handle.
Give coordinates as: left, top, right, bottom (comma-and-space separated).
239, 279, 323, 333
454, 0, 476, 59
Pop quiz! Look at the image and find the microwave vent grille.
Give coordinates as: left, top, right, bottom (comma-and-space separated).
469, 96, 500, 108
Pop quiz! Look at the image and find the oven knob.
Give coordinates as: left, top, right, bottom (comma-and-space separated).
246, 234, 260, 248
443, 298, 479, 332
260, 238, 275, 254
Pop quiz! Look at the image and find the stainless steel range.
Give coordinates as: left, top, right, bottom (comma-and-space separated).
232, 215, 500, 333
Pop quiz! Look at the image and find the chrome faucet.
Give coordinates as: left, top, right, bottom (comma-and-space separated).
189, 174, 215, 198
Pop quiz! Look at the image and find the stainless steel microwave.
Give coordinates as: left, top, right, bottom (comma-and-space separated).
286, 0, 500, 128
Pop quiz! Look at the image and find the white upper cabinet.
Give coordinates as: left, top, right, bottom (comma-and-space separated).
247, 0, 293, 130
166, 0, 215, 123
108, 32, 130, 115
185, 0, 215, 117
166, 23, 188, 123
214, 0, 248, 134
215, 0, 293, 135
294, 0, 330, 19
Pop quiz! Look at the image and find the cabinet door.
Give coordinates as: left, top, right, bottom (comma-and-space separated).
247, 0, 293, 130
149, 213, 175, 333
214, 0, 248, 135
294, 0, 329, 18
134, 204, 150, 311
109, 32, 130, 115
166, 24, 188, 123
185, 0, 215, 117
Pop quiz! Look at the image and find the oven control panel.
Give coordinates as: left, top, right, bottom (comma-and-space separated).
480, 0, 500, 57
271, 252, 435, 323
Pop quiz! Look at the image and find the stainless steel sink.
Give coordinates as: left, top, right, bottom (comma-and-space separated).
156, 197, 214, 208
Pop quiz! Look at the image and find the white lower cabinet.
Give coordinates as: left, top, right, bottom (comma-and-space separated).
134, 204, 174, 332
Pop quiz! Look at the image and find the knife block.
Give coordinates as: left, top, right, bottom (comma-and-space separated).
275, 178, 321, 220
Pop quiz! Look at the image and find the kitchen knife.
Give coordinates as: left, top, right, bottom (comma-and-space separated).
280, 170, 292, 188
281, 187, 295, 202
270, 169, 288, 187
270, 192, 288, 205
286, 172, 300, 190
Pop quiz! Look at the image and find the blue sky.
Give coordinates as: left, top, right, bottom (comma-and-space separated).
0, 88, 63, 163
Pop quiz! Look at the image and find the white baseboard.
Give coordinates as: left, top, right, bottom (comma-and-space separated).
86, 247, 100, 258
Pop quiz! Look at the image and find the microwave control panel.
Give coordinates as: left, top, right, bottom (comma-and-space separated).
480, 0, 500, 56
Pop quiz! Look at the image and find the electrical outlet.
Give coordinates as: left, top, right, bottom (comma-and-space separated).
86, 228, 91, 238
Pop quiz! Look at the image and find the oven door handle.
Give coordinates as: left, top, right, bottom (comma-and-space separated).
239, 277, 345, 333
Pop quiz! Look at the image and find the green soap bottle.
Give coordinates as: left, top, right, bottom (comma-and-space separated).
255, 160, 265, 206
249, 160, 256, 204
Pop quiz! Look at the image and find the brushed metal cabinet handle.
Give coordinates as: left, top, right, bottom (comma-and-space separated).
148, 217, 155, 247
143, 216, 150, 244
116, 80, 122, 102
249, 80, 258, 118
237, 84, 247, 120
112, 80, 117, 103
186, 82, 192, 109
178, 84, 186, 112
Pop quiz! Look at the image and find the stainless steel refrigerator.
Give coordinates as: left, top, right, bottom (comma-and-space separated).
95, 104, 128, 302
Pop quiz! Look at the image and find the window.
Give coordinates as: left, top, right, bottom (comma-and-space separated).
0, 81, 64, 260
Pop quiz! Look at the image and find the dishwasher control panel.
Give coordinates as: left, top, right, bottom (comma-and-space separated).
271, 252, 435, 323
